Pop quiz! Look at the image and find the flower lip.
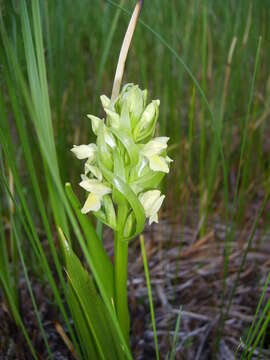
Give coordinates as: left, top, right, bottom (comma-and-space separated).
81, 193, 102, 213
148, 155, 169, 173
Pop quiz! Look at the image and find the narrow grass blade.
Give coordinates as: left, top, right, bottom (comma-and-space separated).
13, 221, 53, 360
169, 306, 182, 360
140, 235, 159, 360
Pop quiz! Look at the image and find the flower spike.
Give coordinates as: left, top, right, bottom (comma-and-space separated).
71, 84, 172, 240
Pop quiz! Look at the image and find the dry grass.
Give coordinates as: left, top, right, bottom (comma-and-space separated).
120, 211, 270, 359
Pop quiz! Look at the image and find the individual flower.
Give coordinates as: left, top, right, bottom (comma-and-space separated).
141, 137, 172, 173
139, 190, 165, 225
71, 144, 97, 161
79, 176, 111, 213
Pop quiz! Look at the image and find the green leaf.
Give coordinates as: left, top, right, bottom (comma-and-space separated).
59, 228, 125, 360
68, 285, 99, 360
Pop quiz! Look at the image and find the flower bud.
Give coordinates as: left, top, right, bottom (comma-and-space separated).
103, 195, 116, 229
115, 84, 147, 128
133, 100, 160, 142
100, 94, 111, 109
97, 121, 114, 170
123, 212, 135, 238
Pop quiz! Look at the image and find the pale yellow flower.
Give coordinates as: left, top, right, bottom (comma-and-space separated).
79, 178, 111, 213
71, 144, 97, 161
141, 137, 171, 173
139, 190, 165, 224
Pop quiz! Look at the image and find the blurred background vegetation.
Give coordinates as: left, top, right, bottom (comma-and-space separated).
1, 0, 270, 358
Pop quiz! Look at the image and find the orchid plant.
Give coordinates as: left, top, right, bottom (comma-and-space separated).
60, 2, 172, 358
70, 83, 172, 347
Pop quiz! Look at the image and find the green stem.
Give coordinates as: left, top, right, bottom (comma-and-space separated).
114, 204, 130, 347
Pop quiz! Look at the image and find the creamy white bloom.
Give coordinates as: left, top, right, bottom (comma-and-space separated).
139, 190, 165, 225
79, 178, 111, 214
81, 193, 101, 213
71, 144, 97, 161
79, 178, 111, 195
141, 137, 170, 173
148, 155, 170, 173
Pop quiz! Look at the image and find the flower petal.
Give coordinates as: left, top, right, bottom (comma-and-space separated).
141, 137, 169, 157
152, 194, 165, 215
71, 144, 97, 160
149, 155, 169, 173
79, 179, 111, 196
166, 156, 173, 163
81, 193, 102, 213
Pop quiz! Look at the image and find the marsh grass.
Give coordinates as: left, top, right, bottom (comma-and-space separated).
1, 0, 270, 358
